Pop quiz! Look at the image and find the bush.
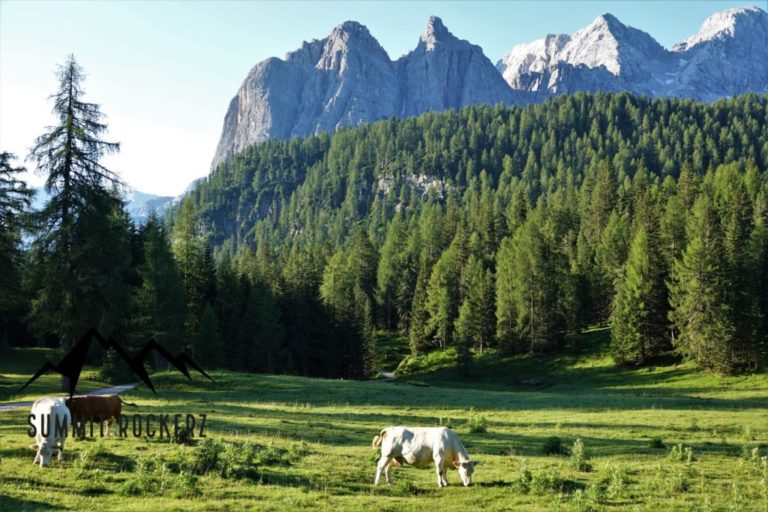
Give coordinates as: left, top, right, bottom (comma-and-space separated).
187, 439, 310, 479
514, 459, 564, 495
530, 467, 563, 494
570, 439, 591, 472
667, 443, 694, 464
467, 411, 488, 434
514, 458, 533, 493
542, 436, 565, 455
189, 438, 224, 475
603, 463, 629, 500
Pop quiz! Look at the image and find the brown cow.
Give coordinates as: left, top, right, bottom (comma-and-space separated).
65, 394, 137, 435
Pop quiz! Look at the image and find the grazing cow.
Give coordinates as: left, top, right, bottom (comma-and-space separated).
29, 397, 71, 467
65, 394, 136, 434
372, 426, 479, 487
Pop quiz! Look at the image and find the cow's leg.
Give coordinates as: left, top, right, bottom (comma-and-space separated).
57, 439, 65, 461
434, 455, 447, 487
374, 456, 392, 485
33, 450, 40, 465
384, 459, 395, 484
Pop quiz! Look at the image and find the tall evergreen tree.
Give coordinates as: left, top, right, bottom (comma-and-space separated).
133, 212, 186, 363
669, 195, 736, 372
611, 228, 669, 365
0, 153, 33, 347
27, 56, 127, 352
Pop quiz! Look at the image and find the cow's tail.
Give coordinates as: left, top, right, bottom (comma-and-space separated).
118, 396, 138, 407
372, 429, 387, 448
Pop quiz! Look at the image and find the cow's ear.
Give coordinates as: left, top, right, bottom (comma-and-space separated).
471, 460, 480, 467
453, 460, 461, 468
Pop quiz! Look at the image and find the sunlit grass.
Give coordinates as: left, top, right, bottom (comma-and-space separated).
1, 330, 767, 510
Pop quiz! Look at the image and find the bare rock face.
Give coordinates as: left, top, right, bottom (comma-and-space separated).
211, 17, 525, 171
497, 6, 767, 100
396, 16, 521, 117
211, 21, 399, 168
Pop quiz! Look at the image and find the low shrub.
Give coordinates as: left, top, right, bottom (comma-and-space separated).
467, 411, 488, 434
667, 443, 694, 464
542, 436, 565, 455
570, 438, 591, 472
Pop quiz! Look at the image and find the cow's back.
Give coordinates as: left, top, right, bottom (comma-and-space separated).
68, 395, 121, 422
31, 397, 70, 444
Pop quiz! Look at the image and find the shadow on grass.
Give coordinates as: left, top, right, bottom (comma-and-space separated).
0, 495, 63, 511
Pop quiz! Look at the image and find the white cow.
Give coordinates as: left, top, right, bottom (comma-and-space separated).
29, 397, 71, 467
372, 426, 479, 487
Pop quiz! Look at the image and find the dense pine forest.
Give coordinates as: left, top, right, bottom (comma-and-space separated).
174, 92, 768, 377
2, 59, 766, 380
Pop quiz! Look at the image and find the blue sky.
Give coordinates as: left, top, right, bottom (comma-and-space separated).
0, 0, 760, 196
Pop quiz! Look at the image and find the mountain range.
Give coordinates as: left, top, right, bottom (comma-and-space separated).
210, 6, 768, 171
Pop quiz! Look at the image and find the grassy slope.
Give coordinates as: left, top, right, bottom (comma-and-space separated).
0, 329, 767, 511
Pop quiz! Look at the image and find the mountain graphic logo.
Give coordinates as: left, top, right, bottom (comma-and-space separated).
18, 327, 214, 397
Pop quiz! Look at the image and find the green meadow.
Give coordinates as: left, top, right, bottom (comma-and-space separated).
1, 329, 767, 511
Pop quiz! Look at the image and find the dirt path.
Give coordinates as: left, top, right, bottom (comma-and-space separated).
0, 383, 137, 413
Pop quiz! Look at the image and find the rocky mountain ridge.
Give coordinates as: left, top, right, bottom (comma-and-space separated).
212, 6, 768, 170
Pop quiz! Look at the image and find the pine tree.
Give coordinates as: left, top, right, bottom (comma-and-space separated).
133, 212, 186, 364
0, 153, 32, 347
376, 215, 407, 328
669, 195, 736, 372
495, 237, 519, 353
408, 262, 430, 355
425, 229, 466, 350
498, 219, 565, 353
610, 228, 668, 365
27, 55, 126, 352
193, 304, 222, 368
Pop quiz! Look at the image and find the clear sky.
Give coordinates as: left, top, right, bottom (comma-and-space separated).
0, 0, 760, 196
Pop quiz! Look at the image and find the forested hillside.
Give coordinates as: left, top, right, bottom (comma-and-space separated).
170, 93, 768, 377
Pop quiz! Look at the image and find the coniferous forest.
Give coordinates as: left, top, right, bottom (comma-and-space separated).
2, 57, 767, 379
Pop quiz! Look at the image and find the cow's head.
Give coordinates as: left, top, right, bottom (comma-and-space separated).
453, 460, 478, 486
36, 440, 53, 467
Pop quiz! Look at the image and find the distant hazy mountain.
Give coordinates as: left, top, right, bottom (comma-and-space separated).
31, 189, 175, 224
211, 6, 768, 171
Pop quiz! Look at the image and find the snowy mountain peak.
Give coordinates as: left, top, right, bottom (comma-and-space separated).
672, 5, 768, 52
590, 13, 624, 32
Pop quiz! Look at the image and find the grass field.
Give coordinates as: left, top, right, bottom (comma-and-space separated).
1, 329, 767, 511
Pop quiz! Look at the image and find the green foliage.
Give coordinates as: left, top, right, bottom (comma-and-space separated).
570, 438, 591, 472
26, 56, 127, 351
611, 227, 669, 365
542, 436, 565, 455
667, 443, 695, 464
10, 85, 768, 379
466, 410, 488, 434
